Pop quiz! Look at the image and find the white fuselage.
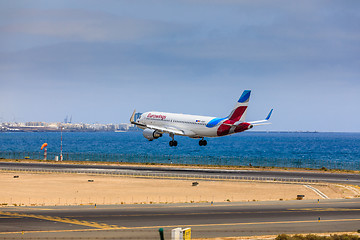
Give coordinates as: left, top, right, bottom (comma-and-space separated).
137, 111, 222, 138
131, 90, 271, 145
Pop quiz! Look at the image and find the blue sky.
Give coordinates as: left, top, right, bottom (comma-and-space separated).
0, 0, 359, 132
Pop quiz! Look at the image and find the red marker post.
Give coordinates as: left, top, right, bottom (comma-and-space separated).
41, 143, 48, 160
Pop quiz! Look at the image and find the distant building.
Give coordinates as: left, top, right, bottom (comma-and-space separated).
106, 124, 116, 131
117, 123, 129, 131
1, 121, 141, 132
25, 122, 45, 127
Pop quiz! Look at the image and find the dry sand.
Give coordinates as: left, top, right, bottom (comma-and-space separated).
194, 232, 360, 240
0, 171, 358, 206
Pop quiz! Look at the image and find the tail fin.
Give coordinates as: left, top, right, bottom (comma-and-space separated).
227, 90, 251, 122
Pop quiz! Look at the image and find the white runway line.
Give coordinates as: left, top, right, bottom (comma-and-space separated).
335, 184, 360, 195
303, 185, 329, 199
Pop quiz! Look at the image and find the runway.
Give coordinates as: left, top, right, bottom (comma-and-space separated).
0, 199, 359, 239
0, 161, 359, 185
1, 161, 359, 239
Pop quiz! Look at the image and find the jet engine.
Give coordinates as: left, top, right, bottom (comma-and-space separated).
234, 122, 253, 133
143, 128, 163, 141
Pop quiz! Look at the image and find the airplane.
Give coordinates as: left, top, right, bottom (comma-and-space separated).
130, 90, 273, 147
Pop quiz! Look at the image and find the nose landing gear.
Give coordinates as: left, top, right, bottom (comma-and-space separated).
199, 139, 207, 146
169, 133, 178, 147
169, 140, 178, 147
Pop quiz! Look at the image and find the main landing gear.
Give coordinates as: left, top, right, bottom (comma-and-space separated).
169, 140, 178, 147
199, 139, 207, 146
168, 134, 207, 147
169, 133, 178, 147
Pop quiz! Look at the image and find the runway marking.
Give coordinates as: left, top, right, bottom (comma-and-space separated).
335, 185, 360, 196
1, 218, 360, 235
123, 218, 360, 230
64, 208, 352, 218
289, 208, 360, 212
304, 185, 329, 199
65, 207, 360, 218
0, 228, 110, 235
0, 211, 122, 230
8, 207, 61, 211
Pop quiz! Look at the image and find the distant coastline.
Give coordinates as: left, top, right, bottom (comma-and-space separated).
0, 122, 140, 132
1, 122, 357, 133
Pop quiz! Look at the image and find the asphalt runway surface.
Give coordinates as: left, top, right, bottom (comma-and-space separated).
0, 199, 360, 239
1, 161, 359, 239
0, 161, 359, 185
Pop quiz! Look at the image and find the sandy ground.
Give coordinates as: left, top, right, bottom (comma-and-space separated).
0, 171, 358, 206
193, 232, 360, 240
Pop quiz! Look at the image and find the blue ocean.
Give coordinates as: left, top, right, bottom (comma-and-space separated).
0, 131, 359, 170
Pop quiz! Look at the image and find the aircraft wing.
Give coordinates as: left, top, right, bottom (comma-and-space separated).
146, 125, 186, 136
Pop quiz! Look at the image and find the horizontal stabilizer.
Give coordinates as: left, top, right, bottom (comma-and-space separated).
248, 109, 273, 126
251, 122, 272, 126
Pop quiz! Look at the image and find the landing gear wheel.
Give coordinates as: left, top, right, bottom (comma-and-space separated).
199, 140, 207, 146
169, 140, 178, 147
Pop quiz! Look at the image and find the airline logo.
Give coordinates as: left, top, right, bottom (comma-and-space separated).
147, 113, 166, 120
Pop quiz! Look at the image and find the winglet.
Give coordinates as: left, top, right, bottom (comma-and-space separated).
265, 109, 273, 120
130, 109, 136, 124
